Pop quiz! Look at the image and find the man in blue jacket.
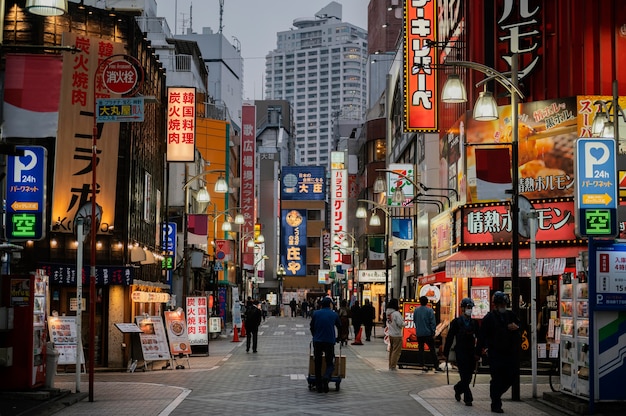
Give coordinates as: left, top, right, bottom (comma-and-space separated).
310, 297, 341, 393
413, 296, 442, 372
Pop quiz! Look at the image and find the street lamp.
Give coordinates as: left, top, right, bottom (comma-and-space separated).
441, 54, 525, 400
374, 169, 459, 207
182, 169, 228, 296
356, 199, 391, 303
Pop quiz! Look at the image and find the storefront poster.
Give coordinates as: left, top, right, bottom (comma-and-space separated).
401, 301, 421, 350
470, 286, 490, 319
135, 315, 171, 361
164, 310, 192, 355
48, 316, 84, 366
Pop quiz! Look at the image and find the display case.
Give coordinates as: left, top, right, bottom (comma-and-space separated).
559, 255, 590, 397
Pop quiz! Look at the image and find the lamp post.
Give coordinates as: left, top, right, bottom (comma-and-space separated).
238, 231, 264, 299
276, 264, 286, 316
337, 232, 359, 302
356, 199, 391, 303
441, 54, 524, 400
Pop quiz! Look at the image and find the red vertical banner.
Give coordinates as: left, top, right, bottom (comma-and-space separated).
166, 87, 196, 162
404, 0, 437, 132
241, 105, 256, 269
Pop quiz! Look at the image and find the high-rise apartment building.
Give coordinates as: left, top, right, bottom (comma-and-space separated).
264, 2, 367, 166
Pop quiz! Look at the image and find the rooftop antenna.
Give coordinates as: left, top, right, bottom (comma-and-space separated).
219, 0, 224, 34
189, 3, 192, 34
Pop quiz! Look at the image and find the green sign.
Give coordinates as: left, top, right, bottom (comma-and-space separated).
581, 209, 616, 236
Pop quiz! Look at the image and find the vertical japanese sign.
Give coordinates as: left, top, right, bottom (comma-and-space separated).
185, 296, 209, 347
404, 0, 437, 132
166, 87, 196, 162
281, 209, 307, 276
6, 146, 47, 241
331, 169, 348, 267
241, 105, 256, 268
53, 33, 125, 233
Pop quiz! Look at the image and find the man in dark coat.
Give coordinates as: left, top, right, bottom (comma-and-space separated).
245, 300, 263, 353
361, 299, 375, 341
476, 291, 521, 413
310, 297, 341, 393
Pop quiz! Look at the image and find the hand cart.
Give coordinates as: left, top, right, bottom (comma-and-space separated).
307, 342, 345, 391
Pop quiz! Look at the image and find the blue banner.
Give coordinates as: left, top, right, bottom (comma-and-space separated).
281, 166, 325, 200
281, 209, 307, 276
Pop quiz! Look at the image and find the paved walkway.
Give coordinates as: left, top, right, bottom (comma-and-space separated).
36, 316, 578, 415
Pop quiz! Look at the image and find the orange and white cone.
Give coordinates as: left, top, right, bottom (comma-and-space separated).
231, 325, 241, 342
351, 327, 364, 345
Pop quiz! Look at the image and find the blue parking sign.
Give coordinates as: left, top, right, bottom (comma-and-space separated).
574, 137, 618, 237
6, 146, 47, 241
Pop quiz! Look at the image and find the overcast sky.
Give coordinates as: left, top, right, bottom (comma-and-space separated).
158, 0, 369, 100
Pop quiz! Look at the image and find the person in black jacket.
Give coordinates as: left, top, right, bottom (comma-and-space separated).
245, 300, 263, 353
476, 291, 521, 414
443, 298, 480, 406
361, 299, 375, 341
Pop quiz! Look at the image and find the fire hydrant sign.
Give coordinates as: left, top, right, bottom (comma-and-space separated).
102, 60, 138, 94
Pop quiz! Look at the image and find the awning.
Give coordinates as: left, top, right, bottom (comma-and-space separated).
418, 271, 452, 285
445, 246, 586, 262
444, 246, 586, 278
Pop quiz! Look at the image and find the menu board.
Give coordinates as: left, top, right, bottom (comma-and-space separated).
164, 310, 192, 355
47, 316, 85, 366
135, 315, 171, 362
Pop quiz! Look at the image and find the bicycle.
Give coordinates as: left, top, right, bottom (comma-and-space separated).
549, 357, 561, 392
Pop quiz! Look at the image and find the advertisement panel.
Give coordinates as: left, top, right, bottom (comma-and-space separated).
460, 97, 577, 203
330, 169, 348, 266
386, 163, 416, 207
281, 166, 325, 200
281, 209, 307, 276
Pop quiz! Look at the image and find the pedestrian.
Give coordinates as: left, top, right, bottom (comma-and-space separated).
476, 291, 521, 414
301, 299, 309, 318
385, 298, 405, 371
361, 298, 375, 341
338, 299, 350, 346
290, 298, 297, 317
310, 296, 341, 393
443, 298, 480, 407
245, 300, 263, 353
413, 296, 443, 372
350, 300, 362, 342
260, 300, 268, 321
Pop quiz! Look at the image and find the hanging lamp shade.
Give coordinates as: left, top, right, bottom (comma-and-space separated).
196, 187, 210, 203
222, 221, 232, 232
369, 213, 382, 227
373, 175, 386, 194
473, 91, 499, 121
591, 111, 609, 136
26, 0, 68, 16
234, 213, 245, 225
601, 122, 615, 138
441, 74, 467, 103
214, 175, 228, 193
356, 206, 367, 218
392, 187, 405, 205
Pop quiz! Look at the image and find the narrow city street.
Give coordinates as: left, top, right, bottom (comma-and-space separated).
49, 315, 564, 416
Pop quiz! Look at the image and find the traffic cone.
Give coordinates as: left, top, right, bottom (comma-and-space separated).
351, 327, 364, 345
240, 321, 247, 337
231, 325, 240, 342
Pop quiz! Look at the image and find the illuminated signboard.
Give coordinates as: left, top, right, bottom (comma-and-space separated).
6, 146, 47, 241
386, 163, 416, 206
403, 0, 437, 132
241, 105, 256, 268
281, 209, 307, 276
166, 87, 196, 162
281, 166, 326, 200
330, 169, 348, 266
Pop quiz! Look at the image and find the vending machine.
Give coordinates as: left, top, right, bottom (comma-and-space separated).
0, 270, 48, 390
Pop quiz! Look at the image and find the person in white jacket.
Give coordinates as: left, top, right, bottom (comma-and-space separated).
386, 298, 405, 371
